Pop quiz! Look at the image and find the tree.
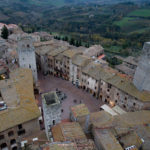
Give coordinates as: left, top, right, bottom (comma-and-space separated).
69, 38, 75, 45
1, 25, 9, 39
64, 36, 68, 41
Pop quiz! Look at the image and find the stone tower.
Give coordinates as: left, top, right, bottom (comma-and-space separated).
17, 36, 38, 82
42, 91, 61, 139
133, 42, 150, 91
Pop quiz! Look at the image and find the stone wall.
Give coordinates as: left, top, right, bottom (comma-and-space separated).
42, 101, 61, 140
17, 36, 38, 82
0, 118, 40, 150
100, 80, 146, 111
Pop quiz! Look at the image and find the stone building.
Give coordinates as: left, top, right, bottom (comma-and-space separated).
133, 42, 150, 91
71, 55, 91, 86
35, 45, 58, 75
93, 129, 124, 150
51, 122, 96, 150
62, 50, 82, 80
47, 47, 68, 75
42, 91, 61, 140
70, 104, 90, 133
83, 45, 104, 58
0, 68, 40, 150
90, 110, 150, 150
98, 67, 150, 111
32, 32, 53, 41
17, 36, 38, 82
80, 61, 150, 111
34, 40, 72, 75
81, 62, 102, 98
54, 53, 64, 77
52, 122, 87, 142
115, 56, 138, 78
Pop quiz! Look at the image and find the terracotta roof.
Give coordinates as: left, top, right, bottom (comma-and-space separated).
72, 55, 91, 67
83, 61, 150, 102
63, 50, 82, 58
48, 47, 67, 57
94, 129, 123, 150
71, 104, 90, 118
44, 142, 78, 150
0, 68, 40, 132
52, 122, 87, 142
55, 53, 63, 61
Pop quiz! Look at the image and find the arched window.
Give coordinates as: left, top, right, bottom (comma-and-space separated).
12, 146, 17, 150
10, 139, 16, 145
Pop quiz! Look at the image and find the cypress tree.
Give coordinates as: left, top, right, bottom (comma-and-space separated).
1, 25, 9, 39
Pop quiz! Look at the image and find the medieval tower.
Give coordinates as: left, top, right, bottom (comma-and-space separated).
17, 36, 38, 82
133, 42, 150, 91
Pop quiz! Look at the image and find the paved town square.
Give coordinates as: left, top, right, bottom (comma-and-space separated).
37, 72, 102, 120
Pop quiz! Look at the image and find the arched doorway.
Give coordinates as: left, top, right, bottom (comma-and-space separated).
1, 143, 7, 149
12, 146, 17, 150
10, 139, 16, 145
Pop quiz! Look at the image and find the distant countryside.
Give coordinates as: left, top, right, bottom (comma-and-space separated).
0, 1, 150, 57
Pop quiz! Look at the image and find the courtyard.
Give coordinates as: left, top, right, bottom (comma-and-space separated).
37, 72, 102, 120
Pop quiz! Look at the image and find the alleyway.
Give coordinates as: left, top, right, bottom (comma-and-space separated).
37, 73, 102, 120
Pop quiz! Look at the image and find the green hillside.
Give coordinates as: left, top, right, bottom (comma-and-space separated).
0, 1, 150, 57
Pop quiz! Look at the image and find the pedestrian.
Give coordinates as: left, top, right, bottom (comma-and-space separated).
74, 99, 77, 103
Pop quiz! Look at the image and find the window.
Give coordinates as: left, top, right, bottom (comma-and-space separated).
10, 139, 16, 145
17, 129, 25, 136
115, 100, 118, 103
107, 89, 110, 92
125, 97, 127, 100
53, 120, 55, 125
107, 96, 110, 99
100, 95, 102, 99
8, 131, 14, 137
95, 86, 97, 90
117, 93, 119, 96
0, 135, 4, 140
27, 44, 30, 48
108, 84, 112, 89
133, 103, 136, 106
18, 124, 22, 130
123, 104, 126, 108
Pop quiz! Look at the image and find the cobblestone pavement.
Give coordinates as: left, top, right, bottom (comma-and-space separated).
37, 73, 103, 120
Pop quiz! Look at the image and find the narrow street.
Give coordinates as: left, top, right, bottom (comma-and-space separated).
36, 73, 102, 120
